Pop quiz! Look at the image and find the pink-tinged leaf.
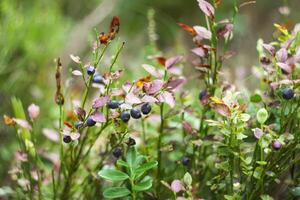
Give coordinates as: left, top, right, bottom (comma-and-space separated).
42, 128, 59, 142
91, 112, 106, 123
252, 128, 264, 139
142, 64, 163, 78
165, 55, 183, 69
109, 70, 123, 80
277, 62, 292, 74
212, 103, 231, 117
281, 37, 294, 49
168, 67, 182, 75
197, 0, 215, 18
110, 89, 125, 97
13, 118, 32, 130
158, 91, 175, 108
125, 92, 142, 104
171, 180, 184, 193
74, 107, 86, 121
220, 51, 236, 61
217, 23, 233, 39
276, 48, 288, 62
262, 43, 276, 56
193, 26, 212, 40
166, 78, 185, 90
144, 80, 164, 95
70, 132, 80, 140
27, 104, 40, 120
141, 95, 158, 103
191, 47, 206, 57
70, 54, 81, 64
122, 82, 132, 94
72, 70, 82, 76
182, 121, 195, 134
92, 96, 109, 109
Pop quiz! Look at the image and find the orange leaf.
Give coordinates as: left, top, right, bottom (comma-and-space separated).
177, 23, 197, 36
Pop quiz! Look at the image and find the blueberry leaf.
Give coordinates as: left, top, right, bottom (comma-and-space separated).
133, 176, 153, 192
103, 187, 130, 199
98, 168, 129, 182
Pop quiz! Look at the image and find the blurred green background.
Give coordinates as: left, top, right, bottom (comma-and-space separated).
0, 0, 299, 186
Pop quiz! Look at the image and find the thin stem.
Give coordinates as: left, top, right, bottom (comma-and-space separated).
156, 102, 164, 197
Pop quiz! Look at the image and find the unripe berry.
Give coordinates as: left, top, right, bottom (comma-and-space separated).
93, 74, 104, 84
272, 140, 282, 150
87, 66, 95, 75
75, 121, 83, 130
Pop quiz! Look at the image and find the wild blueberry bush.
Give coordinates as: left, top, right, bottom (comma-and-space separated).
3, 0, 300, 199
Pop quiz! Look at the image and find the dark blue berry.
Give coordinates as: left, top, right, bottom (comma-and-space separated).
93, 74, 104, 84
87, 66, 95, 75
63, 135, 72, 143
141, 103, 151, 115
112, 147, 122, 158
181, 156, 190, 166
120, 111, 130, 122
86, 117, 96, 127
75, 121, 83, 130
282, 88, 294, 100
199, 90, 207, 101
107, 100, 119, 109
126, 137, 136, 146
130, 108, 141, 119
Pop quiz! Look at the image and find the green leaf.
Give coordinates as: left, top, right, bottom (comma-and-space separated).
256, 108, 268, 124
250, 94, 262, 103
116, 160, 129, 168
290, 187, 300, 197
183, 172, 192, 186
133, 176, 153, 192
240, 113, 251, 122
98, 168, 129, 182
103, 187, 130, 199
134, 161, 158, 179
126, 147, 137, 167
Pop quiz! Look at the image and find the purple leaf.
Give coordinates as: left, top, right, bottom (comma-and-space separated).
42, 128, 59, 142
70, 132, 80, 140
92, 96, 109, 109
13, 118, 32, 130
193, 26, 212, 40
158, 91, 175, 108
142, 64, 163, 78
262, 43, 276, 56
74, 107, 86, 121
191, 47, 206, 57
171, 180, 184, 193
141, 95, 158, 103
252, 128, 264, 139
91, 112, 106, 123
276, 48, 288, 62
277, 62, 292, 74
166, 78, 185, 90
125, 92, 142, 104
197, 0, 215, 18
165, 55, 183, 69
144, 80, 164, 95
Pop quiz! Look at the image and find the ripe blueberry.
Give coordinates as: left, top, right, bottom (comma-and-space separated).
126, 137, 136, 146
120, 111, 130, 122
130, 108, 141, 119
86, 66, 95, 75
199, 90, 207, 100
141, 103, 151, 115
63, 135, 72, 143
86, 117, 96, 127
75, 121, 83, 130
93, 74, 104, 84
272, 140, 282, 150
112, 147, 122, 158
181, 156, 190, 166
107, 100, 119, 109
282, 88, 294, 100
